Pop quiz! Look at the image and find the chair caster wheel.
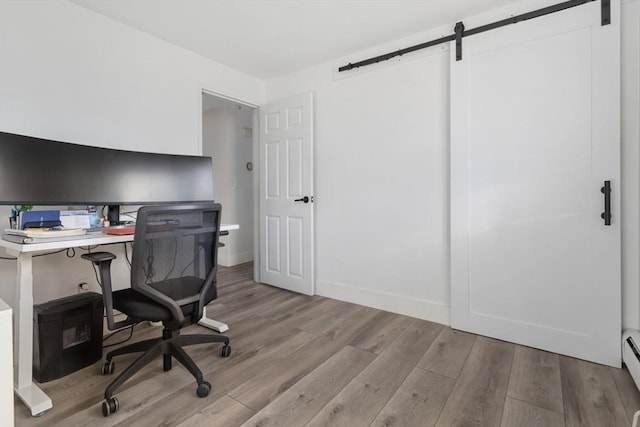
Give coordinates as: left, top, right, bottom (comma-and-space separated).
102, 397, 119, 417
220, 345, 231, 357
101, 360, 115, 375
197, 381, 211, 398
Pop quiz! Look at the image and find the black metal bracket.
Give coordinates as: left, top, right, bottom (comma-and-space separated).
454, 22, 465, 61
601, 0, 610, 25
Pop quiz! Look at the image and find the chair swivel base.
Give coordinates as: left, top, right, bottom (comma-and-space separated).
100, 328, 231, 417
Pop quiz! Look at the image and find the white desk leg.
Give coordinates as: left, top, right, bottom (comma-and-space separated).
197, 306, 229, 333
13, 252, 52, 416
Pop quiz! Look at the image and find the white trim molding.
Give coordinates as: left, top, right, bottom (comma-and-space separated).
316, 280, 450, 326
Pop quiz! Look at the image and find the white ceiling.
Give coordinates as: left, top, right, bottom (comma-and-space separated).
71, 0, 519, 80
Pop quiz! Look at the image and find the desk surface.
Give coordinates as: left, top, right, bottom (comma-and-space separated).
0, 224, 239, 254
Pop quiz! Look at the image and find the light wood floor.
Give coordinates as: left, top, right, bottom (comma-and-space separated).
15, 262, 640, 426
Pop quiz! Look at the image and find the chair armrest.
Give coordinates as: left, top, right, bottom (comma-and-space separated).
81, 251, 116, 263
81, 251, 133, 330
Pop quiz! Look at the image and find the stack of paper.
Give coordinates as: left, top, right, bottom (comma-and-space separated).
2, 227, 87, 244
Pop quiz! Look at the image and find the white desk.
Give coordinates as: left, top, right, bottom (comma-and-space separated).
0, 224, 238, 416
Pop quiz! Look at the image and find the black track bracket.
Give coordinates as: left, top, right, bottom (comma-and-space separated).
454, 22, 465, 61
601, 0, 610, 25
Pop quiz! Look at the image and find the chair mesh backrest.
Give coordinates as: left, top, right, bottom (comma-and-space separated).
130, 204, 221, 305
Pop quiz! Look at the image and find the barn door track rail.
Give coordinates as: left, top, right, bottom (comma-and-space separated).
338, 0, 609, 72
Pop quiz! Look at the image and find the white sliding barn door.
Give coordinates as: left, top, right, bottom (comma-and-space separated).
259, 93, 314, 295
450, 2, 621, 367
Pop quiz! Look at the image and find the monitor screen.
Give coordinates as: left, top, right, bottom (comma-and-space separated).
0, 131, 214, 206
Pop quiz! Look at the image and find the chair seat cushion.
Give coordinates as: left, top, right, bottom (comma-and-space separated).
113, 276, 217, 322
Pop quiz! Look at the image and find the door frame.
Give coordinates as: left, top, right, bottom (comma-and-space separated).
198, 89, 315, 289
199, 88, 260, 280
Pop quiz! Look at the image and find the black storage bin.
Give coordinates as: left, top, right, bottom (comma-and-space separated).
33, 292, 103, 383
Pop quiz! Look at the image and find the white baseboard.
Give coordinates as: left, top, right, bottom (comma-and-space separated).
315, 280, 451, 326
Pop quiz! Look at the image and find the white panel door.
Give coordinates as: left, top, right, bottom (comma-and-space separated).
451, 2, 621, 367
259, 92, 314, 295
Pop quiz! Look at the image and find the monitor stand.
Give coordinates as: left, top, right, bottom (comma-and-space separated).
107, 205, 124, 226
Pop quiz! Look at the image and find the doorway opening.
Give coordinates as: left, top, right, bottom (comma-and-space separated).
201, 91, 257, 268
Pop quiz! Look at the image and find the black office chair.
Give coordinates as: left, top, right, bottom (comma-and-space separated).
82, 203, 231, 417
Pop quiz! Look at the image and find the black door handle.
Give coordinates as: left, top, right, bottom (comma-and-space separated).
294, 196, 312, 204
601, 180, 611, 226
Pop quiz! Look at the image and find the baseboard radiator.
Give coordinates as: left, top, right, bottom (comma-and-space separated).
623, 330, 640, 427
623, 330, 640, 389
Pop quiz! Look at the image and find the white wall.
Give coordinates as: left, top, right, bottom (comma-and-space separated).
266, 0, 640, 327
203, 105, 255, 267
621, 0, 640, 330
268, 31, 452, 323
0, 1, 264, 153
230, 107, 255, 265
0, 0, 265, 304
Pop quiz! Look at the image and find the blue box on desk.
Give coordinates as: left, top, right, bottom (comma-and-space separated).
20, 210, 61, 229
33, 292, 103, 383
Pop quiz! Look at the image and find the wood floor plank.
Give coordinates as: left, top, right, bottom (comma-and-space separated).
349, 310, 413, 354
59, 364, 198, 427
560, 356, 630, 427
435, 336, 515, 427
610, 366, 640, 422
55, 324, 245, 426
216, 262, 254, 288
59, 308, 313, 426
507, 345, 564, 414
175, 396, 254, 427
227, 306, 381, 411
298, 300, 366, 336
252, 298, 353, 343
216, 277, 255, 297
114, 304, 374, 426
500, 397, 565, 427
258, 292, 317, 320
418, 326, 476, 379
14, 263, 639, 427
218, 282, 283, 310
111, 328, 316, 427
221, 285, 299, 317
200, 301, 266, 332
269, 296, 343, 325
17, 323, 174, 427
240, 345, 375, 427
370, 367, 455, 427
221, 290, 336, 335
306, 319, 443, 427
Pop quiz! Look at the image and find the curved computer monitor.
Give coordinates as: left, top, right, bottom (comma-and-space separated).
0, 131, 214, 220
